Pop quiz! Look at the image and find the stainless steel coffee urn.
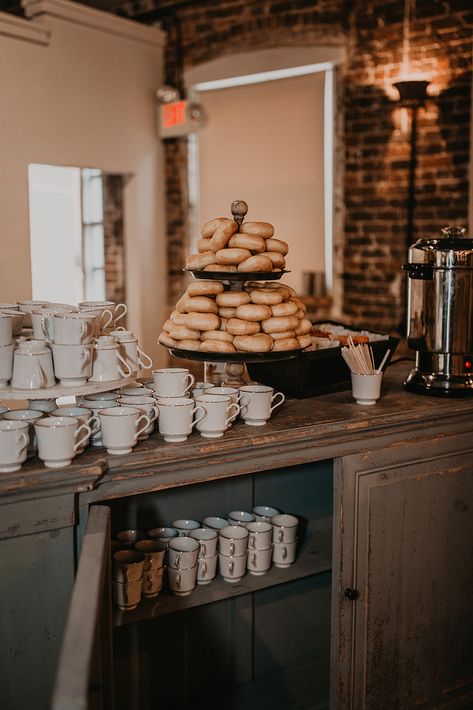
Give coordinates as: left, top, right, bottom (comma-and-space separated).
403, 225, 473, 396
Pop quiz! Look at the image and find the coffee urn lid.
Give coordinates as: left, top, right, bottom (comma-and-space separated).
409, 226, 473, 268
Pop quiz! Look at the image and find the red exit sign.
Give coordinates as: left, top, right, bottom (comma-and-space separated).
162, 100, 187, 129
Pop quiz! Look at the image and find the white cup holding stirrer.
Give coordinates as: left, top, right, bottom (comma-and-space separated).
341, 338, 391, 406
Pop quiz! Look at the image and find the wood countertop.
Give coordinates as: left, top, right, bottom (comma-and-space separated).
2, 362, 473, 508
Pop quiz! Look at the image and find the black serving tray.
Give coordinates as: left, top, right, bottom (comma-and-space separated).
169, 347, 302, 364
184, 269, 289, 281
247, 322, 399, 398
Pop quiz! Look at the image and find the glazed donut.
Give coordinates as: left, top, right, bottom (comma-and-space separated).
272, 337, 300, 351
204, 264, 237, 272
183, 312, 219, 332
237, 255, 273, 272
295, 309, 305, 319
294, 318, 312, 336
297, 334, 313, 349
201, 217, 229, 239
186, 251, 217, 270
265, 238, 288, 255
184, 296, 218, 315
210, 219, 238, 252
168, 325, 201, 341
240, 222, 274, 238
197, 238, 212, 253
261, 315, 299, 333
270, 330, 296, 341
250, 289, 283, 306
170, 310, 188, 325
226, 318, 261, 336
293, 297, 307, 312
158, 332, 177, 347
233, 334, 273, 352
202, 330, 234, 343
271, 301, 298, 318
163, 319, 174, 333
228, 233, 266, 253
235, 303, 272, 322
187, 280, 224, 297
218, 306, 237, 319
175, 293, 190, 313
200, 340, 236, 353
273, 286, 292, 301
215, 248, 251, 265
216, 291, 250, 308
219, 317, 228, 331
261, 251, 286, 269
179, 339, 201, 351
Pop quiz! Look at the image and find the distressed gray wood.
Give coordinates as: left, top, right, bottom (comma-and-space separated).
0, 493, 76, 540
52, 505, 111, 710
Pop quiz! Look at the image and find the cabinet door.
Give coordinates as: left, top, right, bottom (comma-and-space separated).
333, 432, 473, 709
52, 505, 113, 710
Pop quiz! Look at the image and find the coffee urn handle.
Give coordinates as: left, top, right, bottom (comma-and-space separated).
402, 263, 433, 280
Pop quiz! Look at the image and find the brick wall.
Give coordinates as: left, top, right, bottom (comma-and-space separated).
102, 174, 127, 316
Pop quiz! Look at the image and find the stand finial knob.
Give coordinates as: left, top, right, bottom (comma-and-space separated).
231, 200, 248, 227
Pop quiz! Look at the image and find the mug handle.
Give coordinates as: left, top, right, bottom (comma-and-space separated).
80, 348, 91, 366
117, 351, 133, 378
149, 406, 159, 424
191, 405, 206, 428
225, 402, 240, 425
16, 432, 29, 457
230, 542, 235, 556
278, 528, 283, 542
41, 316, 53, 342
200, 559, 207, 574
176, 571, 181, 588
250, 536, 256, 549
201, 543, 206, 557
100, 309, 114, 332
251, 552, 256, 566
137, 348, 153, 370
114, 303, 127, 324
270, 391, 285, 414
229, 560, 234, 574
135, 414, 151, 441
88, 415, 101, 437
282, 546, 287, 560
184, 373, 195, 392
175, 554, 181, 568
80, 320, 93, 342
74, 423, 92, 453
239, 393, 250, 412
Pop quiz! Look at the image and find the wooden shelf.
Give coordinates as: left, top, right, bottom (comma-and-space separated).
113, 518, 332, 627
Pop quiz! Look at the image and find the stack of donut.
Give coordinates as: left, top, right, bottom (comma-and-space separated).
185, 218, 288, 273
158, 280, 312, 353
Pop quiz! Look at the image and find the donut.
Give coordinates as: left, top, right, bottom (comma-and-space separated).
250, 289, 283, 306
271, 301, 298, 318
265, 238, 288, 255
272, 268, 283, 272
294, 318, 312, 336
297, 334, 313, 349
168, 325, 201, 341
216, 291, 250, 308
226, 318, 261, 336
186, 251, 217, 270
183, 312, 219, 332
176, 297, 191, 314
215, 248, 251, 265
295, 309, 305, 319
293, 297, 307, 312
170, 310, 188, 325
261, 251, 286, 269
261, 315, 299, 333
228, 233, 266, 253
273, 286, 292, 301
204, 264, 237, 272
233, 334, 273, 352
240, 222, 274, 238
197, 238, 212, 253
235, 303, 272, 322
272, 337, 300, 351
183, 296, 218, 315
187, 280, 224, 297
237, 255, 273, 272
179, 339, 201, 351
163, 319, 174, 333
270, 330, 296, 341
200, 340, 236, 353
202, 330, 234, 343
158, 332, 177, 347
218, 307, 237, 319
210, 219, 238, 252
219, 317, 228, 331
201, 217, 229, 238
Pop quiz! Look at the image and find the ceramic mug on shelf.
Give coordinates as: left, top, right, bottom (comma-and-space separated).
51, 406, 99, 453
48, 312, 95, 345
51, 343, 94, 386
246, 521, 273, 550
167, 536, 200, 569
153, 368, 195, 398
98, 406, 150, 455
156, 397, 205, 443
82, 400, 119, 446
117, 396, 159, 439
3, 409, 44, 458
167, 563, 197, 597
0, 313, 13, 347
11, 340, 55, 390
110, 331, 153, 373
197, 555, 218, 585
0, 342, 15, 386
171, 519, 201, 537
0, 420, 29, 473
112, 579, 143, 610
112, 549, 145, 583
253, 505, 280, 522
193, 394, 240, 438
0, 310, 24, 337
271, 514, 299, 543
134, 540, 166, 571
16, 300, 51, 327
188, 528, 218, 558
228, 510, 255, 527
202, 516, 228, 531
272, 539, 298, 568
239, 385, 285, 426
218, 551, 247, 583
89, 336, 133, 383
34, 416, 92, 468
219, 525, 249, 556
141, 566, 164, 598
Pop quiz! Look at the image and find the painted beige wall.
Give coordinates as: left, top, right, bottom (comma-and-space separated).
0, 0, 167, 366
197, 72, 325, 293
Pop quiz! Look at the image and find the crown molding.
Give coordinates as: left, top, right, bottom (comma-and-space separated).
22, 0, 165, 47
0, 10, 50, 45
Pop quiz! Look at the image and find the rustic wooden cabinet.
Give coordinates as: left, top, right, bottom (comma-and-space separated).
2, 364, 473, 709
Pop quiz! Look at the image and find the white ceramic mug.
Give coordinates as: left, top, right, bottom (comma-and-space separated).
51, 343, 93, 386
239, 385, 285, 426
112, 549, 145, 583
84, 400, 119, 446
17, 300, 51, 327
110, 331, 153, 373
156, 397, 205, 443
0, 310, 24, 336
172, 519, 201, 537
219, 525, 249, 556
98, 406, 150, 455
246, 521, 273, 550
192, 381, 214, 398
3, 409, 43, 458
0, 343, 14, 386
197, 555, 218, 585
204, 386, 239, 406
147, 527, 178, 545
189, 528, 218, 558
134, 540, 166, 571
253, 505, 280, 522
112, 579, 143, 610
89, 336, 133, 383
49, 312, 95, 345
228, 510, 255, 527
351, 372, 383, 405
117, 396, 159, 439
141, 566, 164, 598
202, 516, 228, 531
153, 368, 195, 397
0, 313, 13, 347
51, 406, 99, 453
0, 420, 29, 472
247, 546, 273, 576
271, 514, 299, 543
272, 539, 298, 568
167, 564, 197, 596
168, 536, 200, 569
34, 416, 91, 468
79, 301, 127, 328
218, 551, 247, 583
194, 394, 240, 438
11, 340, 55, 390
